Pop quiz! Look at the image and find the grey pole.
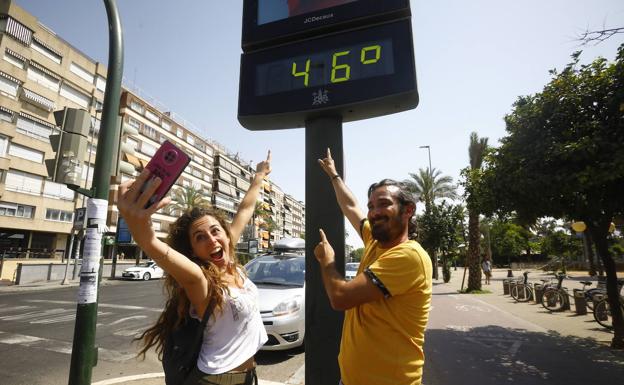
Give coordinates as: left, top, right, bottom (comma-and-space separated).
305, 116, 345, 385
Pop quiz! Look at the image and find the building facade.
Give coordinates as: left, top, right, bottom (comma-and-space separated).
0, 1, 304, 265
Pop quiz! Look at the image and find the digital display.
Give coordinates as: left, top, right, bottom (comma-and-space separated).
255, 39, 393, 96
243, 0, 410, 51
258, 0, 359, 25
238, 20, 418, 131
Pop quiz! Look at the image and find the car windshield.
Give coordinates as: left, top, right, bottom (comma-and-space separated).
246, 255, 305, 287
138, 262, 154, 268
345, 263, 359, 272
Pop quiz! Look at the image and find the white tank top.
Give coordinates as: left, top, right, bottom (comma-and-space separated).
193, 273, 267, 374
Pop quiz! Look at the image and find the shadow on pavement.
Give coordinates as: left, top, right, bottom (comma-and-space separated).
423, 325, 624, 385
256, 344, 305, 365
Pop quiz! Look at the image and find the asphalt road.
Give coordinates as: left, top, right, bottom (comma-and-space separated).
0, 279, 303, 385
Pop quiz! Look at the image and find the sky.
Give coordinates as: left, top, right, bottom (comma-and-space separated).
14, 0, 624, 248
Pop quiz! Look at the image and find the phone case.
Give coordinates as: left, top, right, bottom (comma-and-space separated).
142, 140, 191, 208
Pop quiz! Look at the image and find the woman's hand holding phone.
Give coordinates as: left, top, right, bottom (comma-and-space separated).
117, 169, 171, 247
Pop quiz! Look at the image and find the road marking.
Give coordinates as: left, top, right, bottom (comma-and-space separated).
454, 304, 491, 312
0, 331, 135, 362
26, 299, 163, 312
0, 305, 35, 314
91, 373, 288, 385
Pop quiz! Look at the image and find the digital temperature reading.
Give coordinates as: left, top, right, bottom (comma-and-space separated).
255, 40, 393, 96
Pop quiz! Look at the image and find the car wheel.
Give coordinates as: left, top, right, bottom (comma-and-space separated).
143, 272, 151, 281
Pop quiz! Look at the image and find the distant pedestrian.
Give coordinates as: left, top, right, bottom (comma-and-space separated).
482, 258, 492, 285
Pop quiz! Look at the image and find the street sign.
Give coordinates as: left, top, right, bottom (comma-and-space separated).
115, 217, 134, 244
238, 19, 418, 130
242, 0, 410, 50
73, 207, 87, 231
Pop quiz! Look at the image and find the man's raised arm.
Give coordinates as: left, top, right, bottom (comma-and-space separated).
318, 148, 366, 239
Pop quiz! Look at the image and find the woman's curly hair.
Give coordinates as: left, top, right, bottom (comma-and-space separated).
134, 206, 244, 360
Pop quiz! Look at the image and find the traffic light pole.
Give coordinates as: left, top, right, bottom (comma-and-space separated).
67, 1, 123, 384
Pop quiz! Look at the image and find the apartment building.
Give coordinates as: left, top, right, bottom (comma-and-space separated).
0, 1, 108, 257
0, 1, 304, 262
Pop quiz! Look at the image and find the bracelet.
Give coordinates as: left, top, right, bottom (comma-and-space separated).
331, 174, 341, 180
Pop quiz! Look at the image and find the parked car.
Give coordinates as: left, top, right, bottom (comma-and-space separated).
245, 239, 305, 351
345, 262, 360, 281
121, 261, 165, 281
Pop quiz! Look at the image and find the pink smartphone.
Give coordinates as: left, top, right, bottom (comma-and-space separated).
142, 140, 191, 208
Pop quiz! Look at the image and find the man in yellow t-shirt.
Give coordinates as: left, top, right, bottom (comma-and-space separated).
315, 148, 433, 385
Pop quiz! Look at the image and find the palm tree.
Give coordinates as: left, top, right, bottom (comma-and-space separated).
466, 132, 489, 292
404, 168, 458, 207
170, 185, 210, 213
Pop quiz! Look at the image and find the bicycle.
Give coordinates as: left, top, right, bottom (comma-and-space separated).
540, 273, 569, 312
510, 271, 533, 302
592, 279, 624, 329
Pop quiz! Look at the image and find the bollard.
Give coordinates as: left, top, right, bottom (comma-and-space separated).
507, 269, 514, 277
503, 279, 510, 295
573, 289, 587, 315
534, 283, 543, 304
562, 288, 571, 311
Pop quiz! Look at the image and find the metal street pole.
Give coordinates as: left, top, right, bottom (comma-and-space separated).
67, 1, 123, 384
418, 145, 438, 279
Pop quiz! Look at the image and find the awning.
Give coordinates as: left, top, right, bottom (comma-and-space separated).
123, 153, 142, 168
29, 60, 61, 81
0, 71, 22, 85
20, 88, 55, 111
5, 48, 28, 62
138, 157, 149, 170
3, 17, 33, 46
33, 36, 63, 58
18, 111, 55, 128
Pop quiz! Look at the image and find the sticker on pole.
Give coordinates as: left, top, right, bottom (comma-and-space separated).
77, 228, 102, 304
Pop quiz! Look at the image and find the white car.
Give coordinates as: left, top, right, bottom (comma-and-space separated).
345, 262, 360, 281
121, 261, 165, 281
245, 252, 305, 351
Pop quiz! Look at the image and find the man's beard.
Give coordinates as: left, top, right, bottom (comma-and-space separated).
371, 214, 404, 243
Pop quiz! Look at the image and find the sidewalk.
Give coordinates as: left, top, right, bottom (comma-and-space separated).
441, 267, 617, 345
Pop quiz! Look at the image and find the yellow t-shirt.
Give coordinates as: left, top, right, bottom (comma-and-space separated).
339, 220, 432, 385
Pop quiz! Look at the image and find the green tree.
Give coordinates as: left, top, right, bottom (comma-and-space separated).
350, 247, 364, 262
170, 185, 210, 213
462, 132, 489, 292
479, 46, 624, 348
417, 201, 464, 283
489, 219, 528, 266
404, 168, 458, 208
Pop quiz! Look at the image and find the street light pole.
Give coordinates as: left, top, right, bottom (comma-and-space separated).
418, 145, 438, 279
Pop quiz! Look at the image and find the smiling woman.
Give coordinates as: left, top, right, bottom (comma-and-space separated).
116, 150, 272, 385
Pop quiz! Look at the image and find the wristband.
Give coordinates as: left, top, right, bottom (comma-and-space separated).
331, 174, 340, 180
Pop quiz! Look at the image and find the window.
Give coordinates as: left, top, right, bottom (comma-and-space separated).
0, 72, 20, 98
27, 63, 60, 92
16, 113, 55, 142
161, 120, 171, 131
0, 202, 34, 218
0, 135, 8, 157
130, 100, 145, 114
4, 50, 25, 69
95, 75, 106, 92
143, 124, 157, 139
145, 110, 159, 123
45, 208, 73, 222
59, 83, 90, 108
32, 37, 62, 64
186, 135, 195, 146
8, 143, 44, 163
128, 117, 141, 129
191, 167, 202, 179
0, 108, 13, 123
69, 62, 94, 83
5, 169, 43, 195
140, 141, 157, 157
43, 180, 74, 200
176, 128, 183, 138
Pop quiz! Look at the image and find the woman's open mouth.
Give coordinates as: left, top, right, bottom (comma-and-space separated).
210, 248, 225, 263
